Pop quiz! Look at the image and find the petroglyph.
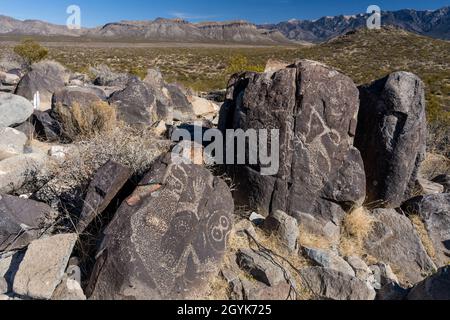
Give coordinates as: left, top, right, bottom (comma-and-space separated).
89, 161, 234, 300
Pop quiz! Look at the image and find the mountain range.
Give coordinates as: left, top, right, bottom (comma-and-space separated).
0, 6, 449, 44
260, 7, 450, 43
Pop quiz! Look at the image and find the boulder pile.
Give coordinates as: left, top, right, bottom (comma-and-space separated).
0, 58, 448, 300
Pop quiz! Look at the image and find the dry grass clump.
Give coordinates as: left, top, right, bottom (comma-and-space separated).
340, 207, 375, 258
32, 125, 170, 214
205, 218, 312, 301
420, 153, 450, 179
409, 215, 436, 260
54, 101, 117, 141
298, 225, 333, 251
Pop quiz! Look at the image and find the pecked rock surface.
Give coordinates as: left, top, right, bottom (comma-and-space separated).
355, 72, 427, 208
220, 60, 366, 233
15, 61, 68, 110
88, 154, 234, 300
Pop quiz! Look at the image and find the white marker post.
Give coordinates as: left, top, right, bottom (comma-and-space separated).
33, 91, 40, 110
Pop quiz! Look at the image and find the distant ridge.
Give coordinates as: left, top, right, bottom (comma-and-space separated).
0, 15, 291, 44
258, 7, 450, 43
0, 6, 449, 44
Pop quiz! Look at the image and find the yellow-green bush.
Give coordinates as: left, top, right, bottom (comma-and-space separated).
226, 54, 265, 75
13, 39, 48, 66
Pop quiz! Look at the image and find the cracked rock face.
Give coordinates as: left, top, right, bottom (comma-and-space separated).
88, 156, 234, 300
355, 71, 427, 208
13, 233, 78, 300
402, 194, 450, 268
364, 209, 436, 285
220, 60, 365, 230
0, 195, 56, 252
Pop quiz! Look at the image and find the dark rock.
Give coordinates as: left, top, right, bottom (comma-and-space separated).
220, 60, 365, 227
302, 247, 355, 276
355, 72, 427, 208
93, 70, 132, 87
432, 175, 450, 193
51, 86, 103, 109
15, 61, 67, 110
364, 209, 436, 285
376, 283, 409, 300
88, 156, 234, 300
299, 267, 376, 300
402, 194, 450, 267
77, 161, 132, 232
108, 78, 158, 126
166, 84, 194, 121
236, 249, 285, 286
407, 266, 450, 300
263, 210, 298, 252
31, 110, 62, 141
0, 195, 56, 252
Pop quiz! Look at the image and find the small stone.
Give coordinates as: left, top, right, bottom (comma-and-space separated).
345, 255, 373, 283
303, 247, 355, 277
236, 249, 285, 287
48, 145, 68, 161
52, 276, 86, 301
264, 210, 299, 252
416, 178, 444, 195
370, 263, 399, 290
0, 127, 27, 160
249, 212, 266, 226
299, 267, 376, 300
13, 233, 78, 300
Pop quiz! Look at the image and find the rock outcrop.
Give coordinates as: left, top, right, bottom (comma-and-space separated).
13, 233, 77, 300
299, 267, 376, 300
355, 72, 427, 208
0, 92, 34, 127
0, 195, 56, 252
108, 78, 158, 126
407, 266, 450, 300
88, 155, 234, 300
15, 61, 68, 110
220, 60, 366, 236
364, 209, 436, 285
402, 194, 450, 267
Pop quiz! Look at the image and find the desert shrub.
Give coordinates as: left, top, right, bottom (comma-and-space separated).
128, 66, 148, 80
13, 39, 48, 66
54, 101, 117, 141
226, 54, 265, 75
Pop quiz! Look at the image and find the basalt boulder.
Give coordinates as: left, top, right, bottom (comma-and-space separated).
0, 93, 34, 128
364, 209, 436, 285
355, 72, 427, 208
0, 195, 56, 252
51, 86, 104, 110
219, 60, 365, 233
88, 154, 234, 300
15, 61, 68, 111
108, 78, 158, 126
402, 194, 450, 268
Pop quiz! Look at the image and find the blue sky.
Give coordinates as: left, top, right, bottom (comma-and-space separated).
0, 0, 448, 27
